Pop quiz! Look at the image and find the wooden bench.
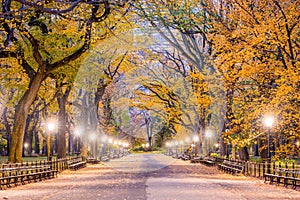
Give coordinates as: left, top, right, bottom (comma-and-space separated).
191, 156, 202, 163
199, 157, 216, 166
99, 156, 110, 162
67, 157, 87, 170
218, 160, 244, 175
0, 165, 57, 190
108, 154, 117, 159
87, 158, 100, 164
172, 154, 179, 159
181, 154, 191, 161
264, 168, 300, 189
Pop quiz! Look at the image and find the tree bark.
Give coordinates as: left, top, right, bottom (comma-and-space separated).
238, 146, 250, 161
8, 71, 44, 163
56, 86, 71, 159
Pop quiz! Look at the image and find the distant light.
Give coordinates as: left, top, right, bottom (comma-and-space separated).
108, 138, 113, 144
179, 140, 184, 145
146, 143, 149, 148
264, 116, 274, 128
47, 123, 55, 131
74, 129, 80, 136
296, 141, 299, 146
193, 135, 199, 142
185, 137, 190, 143
206, 130, 213, 138
24, 143, 29, 148
101, 136, 107, 143
90, 133, 97, 141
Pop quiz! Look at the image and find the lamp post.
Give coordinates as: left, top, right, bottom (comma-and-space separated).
74, 129, 81, 156
193, 135, 199, 156
206, 130, 213, 155
90, 133, 97, 158
166, 142, 170, 155
214, 143, 219, 153
108, 138, 113, 155
47, 122, 55, 161
100, 135, 107, 156
174, 141, 179, 156
24, 143, 29, 156
179, 140, 184, 154
264, 115, 274, 173
192, 135, 199, 156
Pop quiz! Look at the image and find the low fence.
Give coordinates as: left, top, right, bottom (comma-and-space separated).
212, 156, 300, 178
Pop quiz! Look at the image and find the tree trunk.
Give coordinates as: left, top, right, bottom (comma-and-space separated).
220, 124, 227, 157
34, 130, 40, 155
8, 72, 44, 163
56, 86, 71, 159
232, 143, 236, 160
2, 107, 11, 156
238, 146, 250, 161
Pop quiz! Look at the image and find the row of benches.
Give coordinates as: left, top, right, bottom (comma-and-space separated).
0, 165, 57, 190
167, 153, 300, 190
218, 160, 244, 175
99, 153, 128, 162
264, 168, 300, 189
67, 157, 87, 170
0, 155, 111, 190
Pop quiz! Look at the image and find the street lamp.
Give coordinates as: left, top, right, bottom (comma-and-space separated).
74, 129, 81, 155
264, 115, 274, 173
192, 135, 199, 156
174, 141, 179, 155
100, 135, 107, 156
90, 133, 97, 158
206, 130, 213, 155
264, 116, 274, 162
166, 142, 170, 155
179, 140, 184, 154
24, 143, 29, 156
47, 122, 56, 161
108, 138, 113, 154
214, 143, 219, 152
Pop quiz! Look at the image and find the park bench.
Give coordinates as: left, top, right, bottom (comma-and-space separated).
108, 153, 118, 159
218, 160, 244, 175
264, 168, 300, 189
0, 164, 57, 190
191, 156, 202, 163
67, 157, 86, 171
87, 158, 100, 164
199, 157, 216, 166
181, 154, 191, 161
172, 154, 178, 158
99, 155, 110, 162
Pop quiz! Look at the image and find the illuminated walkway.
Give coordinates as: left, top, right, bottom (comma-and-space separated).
0, 154, 299, 200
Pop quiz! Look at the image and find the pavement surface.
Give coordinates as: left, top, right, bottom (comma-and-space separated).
0, 153, 299, 200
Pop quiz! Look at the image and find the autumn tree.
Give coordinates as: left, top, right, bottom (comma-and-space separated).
205, 0, 300, 159
133, 0, 227, 155
0, 0, 131, 162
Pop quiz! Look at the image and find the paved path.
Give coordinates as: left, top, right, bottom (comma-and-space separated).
0, 154, 299, 200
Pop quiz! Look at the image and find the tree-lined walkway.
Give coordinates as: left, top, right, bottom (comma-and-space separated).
0, 154, 299, 200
